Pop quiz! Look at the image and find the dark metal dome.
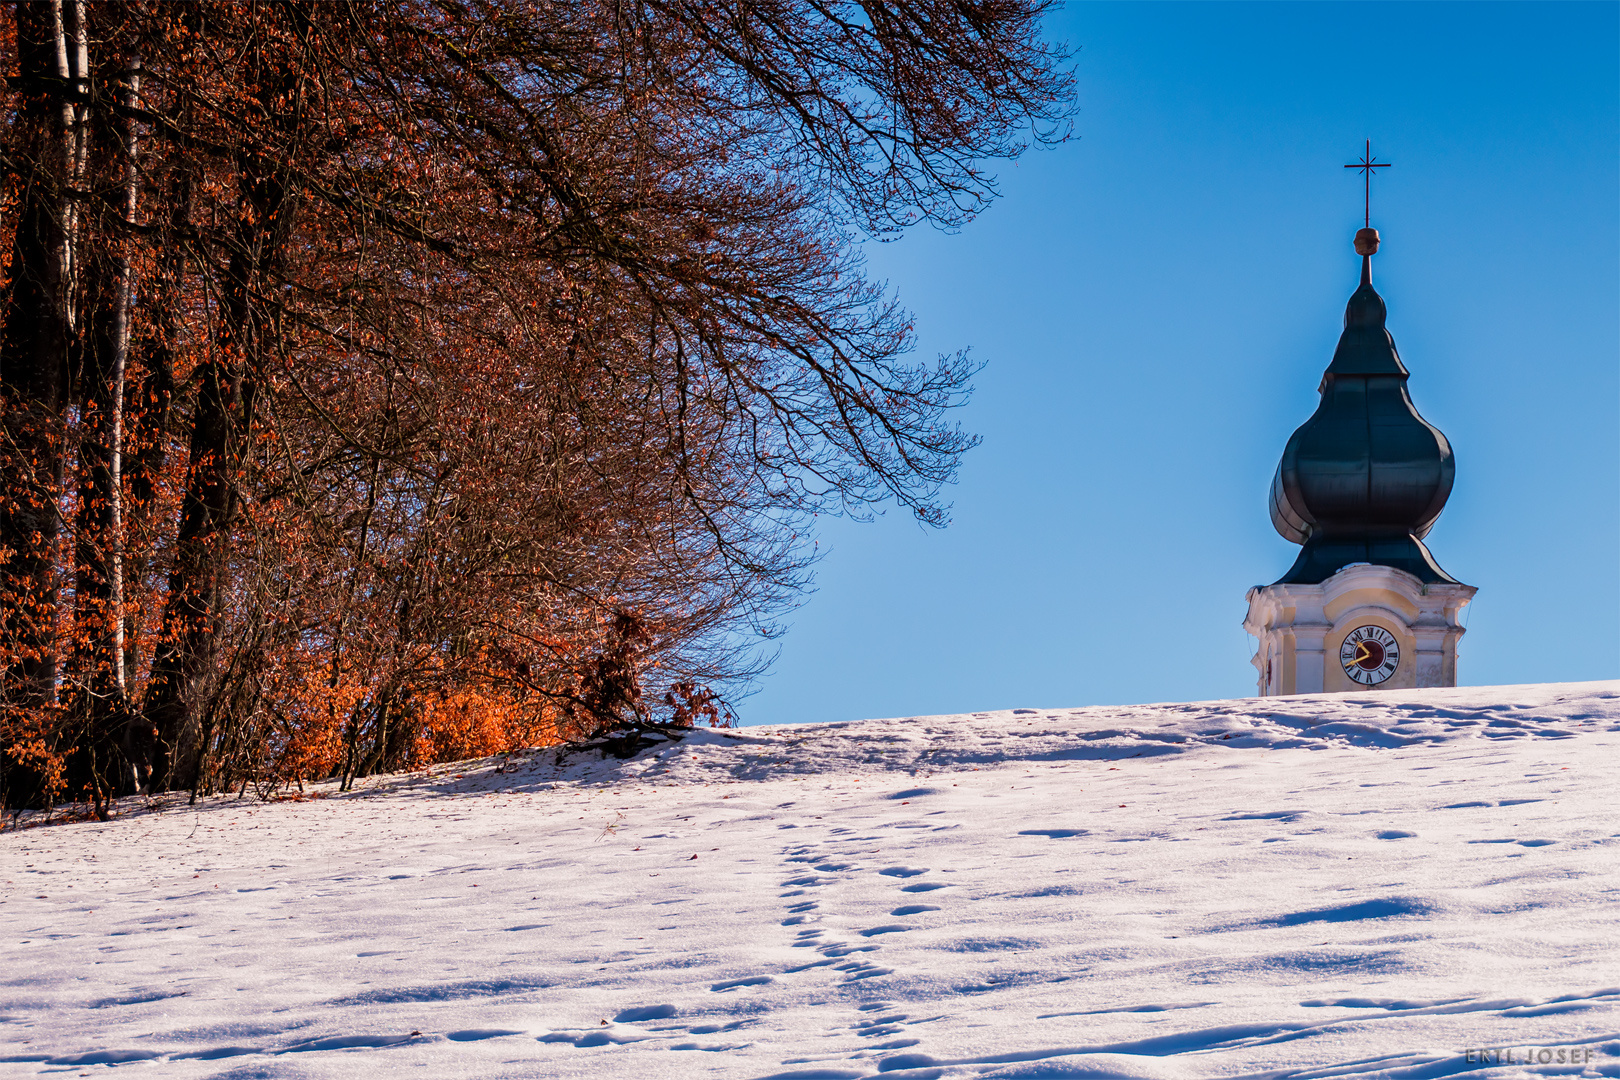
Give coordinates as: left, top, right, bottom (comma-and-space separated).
1268, 239, 1458, 584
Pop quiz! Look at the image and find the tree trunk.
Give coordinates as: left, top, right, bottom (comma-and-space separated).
144, 351, 254, 792
64, 47, 145, 807
0, 1, 79, 714
122, 162, 188, 702
107, 56, 142, 709
146, 148, 289, 793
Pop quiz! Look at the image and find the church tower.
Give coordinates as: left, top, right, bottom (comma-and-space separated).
1245, 224, 1475, 696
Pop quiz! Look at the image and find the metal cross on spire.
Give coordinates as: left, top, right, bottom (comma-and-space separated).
1344, 140, 1392, 228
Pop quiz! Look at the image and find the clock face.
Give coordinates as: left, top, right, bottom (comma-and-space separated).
1340, 625, 1399, 685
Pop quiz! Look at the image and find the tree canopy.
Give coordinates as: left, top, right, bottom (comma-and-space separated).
0, 0, 1072, 816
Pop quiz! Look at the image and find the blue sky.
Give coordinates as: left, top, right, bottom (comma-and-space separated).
741, 1, 1619, 725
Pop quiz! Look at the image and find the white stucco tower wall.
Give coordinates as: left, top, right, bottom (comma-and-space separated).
1244, 563, 1476, 696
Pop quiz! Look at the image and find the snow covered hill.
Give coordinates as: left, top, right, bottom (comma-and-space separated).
5, 681, 1620, 1079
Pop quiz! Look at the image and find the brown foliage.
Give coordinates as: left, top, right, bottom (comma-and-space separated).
0, 0, 1072, 814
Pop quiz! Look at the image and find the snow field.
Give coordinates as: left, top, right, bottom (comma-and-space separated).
3, 680, 1620, 1079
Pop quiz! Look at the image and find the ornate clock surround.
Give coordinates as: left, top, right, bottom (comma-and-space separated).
1245, 562, 1474, 696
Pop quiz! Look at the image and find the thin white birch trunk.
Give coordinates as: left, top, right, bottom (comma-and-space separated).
109, 58, 144, 696
52, 0, 90, 331
43, 0, 84, 702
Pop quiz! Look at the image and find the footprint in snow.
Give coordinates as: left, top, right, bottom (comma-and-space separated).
1224, 810, 1309, 822
818, 942, 879, 958
1265, 896, 1433, 926
1038, 1001, 1215, 1017
44, 1050, 166, 1065
853, 1010, 909, 1037
283, 1034, 421, 1052
565, 1032, 616, 1047
877, 866, 929, 878
837, 961, 892, 981
613, 1005, 677, 1022
446, 1029, 525, 1041
1301, 996, 1449, 1009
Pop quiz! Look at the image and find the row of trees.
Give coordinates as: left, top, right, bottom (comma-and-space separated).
0, 0, 1070, 815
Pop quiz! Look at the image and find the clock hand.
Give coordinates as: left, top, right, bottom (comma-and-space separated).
1353, 643, 1371, 665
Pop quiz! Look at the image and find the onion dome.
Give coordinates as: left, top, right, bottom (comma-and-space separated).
1268, 229, 1459, 584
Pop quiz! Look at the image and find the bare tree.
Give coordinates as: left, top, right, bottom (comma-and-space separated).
0, 0, 1073, 810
